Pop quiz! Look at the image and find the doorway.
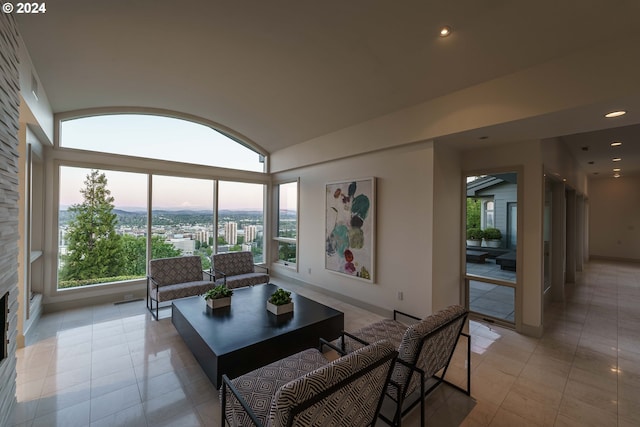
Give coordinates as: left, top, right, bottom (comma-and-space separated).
465, 172, 519, 326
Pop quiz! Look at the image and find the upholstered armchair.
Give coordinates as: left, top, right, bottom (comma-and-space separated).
336, 305, 470, 427
210, 251, 269, 289
221, 339, 398, 427
146, 255, 215, 320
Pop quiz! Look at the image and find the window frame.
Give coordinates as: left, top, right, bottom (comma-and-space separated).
483, 199, 495, 229
273, 179, 299, 270
49, 110, 270, 294
216, 180, 266, 264
55, 108, 270, 173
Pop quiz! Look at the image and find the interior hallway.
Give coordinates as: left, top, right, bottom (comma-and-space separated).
10, 259, 640, 426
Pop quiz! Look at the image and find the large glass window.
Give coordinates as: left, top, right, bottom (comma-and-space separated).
151, 175, 214, 269
217, 181, 265, 263
58, 166, 147, 289
57, 113, 268, 289
275, 181, 298, 267
60, 114, 265, 172
483, 200, 495, 228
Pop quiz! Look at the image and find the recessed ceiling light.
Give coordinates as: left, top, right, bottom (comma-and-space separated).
439, 26, 452, 37
612, 157, 622, 162
605, 110, 626, 118
613, 168, 621, 172
614, 173, 621, 178
611, 141, 622, 146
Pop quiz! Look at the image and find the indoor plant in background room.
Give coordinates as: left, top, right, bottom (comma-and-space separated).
204, 285, 233, 309
267, 288, 293, 315
483, 227, 502, 248
466, 228, 484, 247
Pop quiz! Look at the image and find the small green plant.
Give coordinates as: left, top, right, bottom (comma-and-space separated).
268, 288, 292, 305
204, 285, 233, 300
483, 227, 502, 240
466, 228, 484, 240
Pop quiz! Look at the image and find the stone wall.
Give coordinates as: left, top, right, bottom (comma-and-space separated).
0, 12, 21, 426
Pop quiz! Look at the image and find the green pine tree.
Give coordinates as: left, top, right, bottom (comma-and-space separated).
60, 170, 123, 281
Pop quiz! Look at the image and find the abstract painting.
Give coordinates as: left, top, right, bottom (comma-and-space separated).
325, 177, 375, 282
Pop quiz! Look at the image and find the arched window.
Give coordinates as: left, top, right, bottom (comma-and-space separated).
55, 112, 268, 290
484, 200, 495, 229
60, 113, 266, 172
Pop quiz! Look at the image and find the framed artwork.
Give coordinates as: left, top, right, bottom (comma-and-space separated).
325, 177, 375, 282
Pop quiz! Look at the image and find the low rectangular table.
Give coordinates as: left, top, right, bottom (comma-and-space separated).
172, 283, 344, 388
496, 251, 517, 271
466, 250, 489, 263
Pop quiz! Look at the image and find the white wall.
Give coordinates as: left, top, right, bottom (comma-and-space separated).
589, 174, 640, 261
18, 38, 53, 145
273, 141, 437, 317
432, 143, 463, 311
541, 138, 588, 196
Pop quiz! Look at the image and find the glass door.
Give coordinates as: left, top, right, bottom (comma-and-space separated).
465, 172, 518, 326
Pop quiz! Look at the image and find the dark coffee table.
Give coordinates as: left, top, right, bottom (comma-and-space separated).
171, 283, 344, 388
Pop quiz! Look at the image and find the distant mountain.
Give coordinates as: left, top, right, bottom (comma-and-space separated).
152, 209, 214, 216
59, 208, 268, 226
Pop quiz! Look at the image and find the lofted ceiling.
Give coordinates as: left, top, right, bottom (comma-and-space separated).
15, 0, 640, 178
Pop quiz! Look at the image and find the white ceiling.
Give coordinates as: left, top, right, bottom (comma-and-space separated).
15, 0, 640, 177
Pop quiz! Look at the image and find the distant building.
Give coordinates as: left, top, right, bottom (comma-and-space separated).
195, 230, 210, 243
225, 222, 238, 244
244, 225, 257, 242
169, 238, 195, 255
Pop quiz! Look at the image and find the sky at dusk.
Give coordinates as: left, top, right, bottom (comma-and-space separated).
59, 166, 265, 211
58, 114, 266, 211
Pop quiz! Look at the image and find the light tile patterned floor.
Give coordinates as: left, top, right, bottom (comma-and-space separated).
10, 259, 640, 426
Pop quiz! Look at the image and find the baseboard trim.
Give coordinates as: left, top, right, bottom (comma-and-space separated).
44, 289, 147, 313
589, 255, 640, 264
520, 322, 543, 338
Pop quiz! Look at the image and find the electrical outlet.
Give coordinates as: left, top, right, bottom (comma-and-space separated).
308, 268, 312, 274
397, 291, 403, 301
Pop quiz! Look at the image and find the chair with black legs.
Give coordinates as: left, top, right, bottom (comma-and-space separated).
336, 305, 471, 427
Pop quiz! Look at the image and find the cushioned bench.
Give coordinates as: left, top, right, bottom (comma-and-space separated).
211, 251, 269, 289
146, 255, 215, 320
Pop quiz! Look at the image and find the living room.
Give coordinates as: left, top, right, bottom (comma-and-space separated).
3, 2, 640, 425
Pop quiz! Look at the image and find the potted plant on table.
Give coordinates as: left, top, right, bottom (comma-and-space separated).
204, 285, 233, 309
466, 228, 484, 247
267, 288, 293, 315
483, 227, 502, 248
